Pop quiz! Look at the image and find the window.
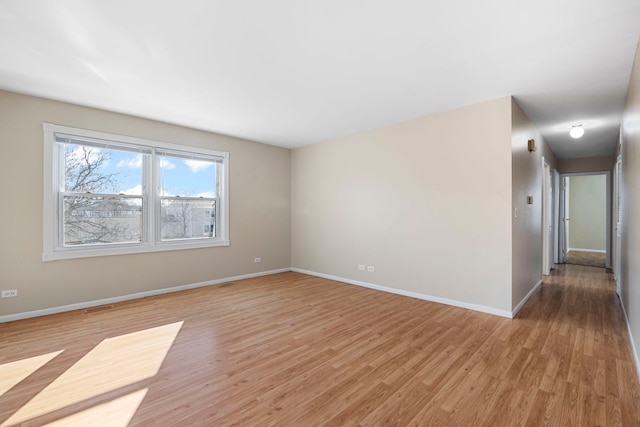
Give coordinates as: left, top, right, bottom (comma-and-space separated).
43, 123, 229, 261
157, 150, 219, 241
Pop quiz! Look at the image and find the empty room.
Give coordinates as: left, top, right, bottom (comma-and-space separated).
2, 1, 640, 425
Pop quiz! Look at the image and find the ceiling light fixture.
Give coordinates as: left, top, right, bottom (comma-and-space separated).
569, 124, 584, 139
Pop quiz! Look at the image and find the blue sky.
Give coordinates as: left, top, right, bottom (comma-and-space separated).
66, 145, 217, 197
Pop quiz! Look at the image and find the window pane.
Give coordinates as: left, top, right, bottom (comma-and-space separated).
161, 199, 216, 240
159, 155, 217, 197
63, 196, 143, 246
64, 144, 143, 195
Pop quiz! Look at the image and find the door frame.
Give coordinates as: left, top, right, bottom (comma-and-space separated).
558, 171, 612, 268
558, 175, 569, 263
613, 156, 622, 295
552, 169, 561, 263
542, 158, 554, 275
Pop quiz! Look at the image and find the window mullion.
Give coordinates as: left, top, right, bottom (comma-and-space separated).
61, 191, 142, 198
142, 152, 151, 245
151, 149, 160, 245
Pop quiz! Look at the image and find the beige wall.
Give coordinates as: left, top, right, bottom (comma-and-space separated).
620, 40, 640, 368
0, 90, 291, 318
0, 91, 557, 320
558, 156, 614, 174
568, 175, 607, 251
511, 99, 557, 309
291, 97, 514, 314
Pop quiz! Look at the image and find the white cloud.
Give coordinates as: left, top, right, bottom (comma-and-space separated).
117, 154, 142, 169
160, 158, 176, 169
183, 159, 212, 173
121, 184, 142, 195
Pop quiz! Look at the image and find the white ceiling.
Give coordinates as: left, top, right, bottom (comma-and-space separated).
1, 1, 639, 159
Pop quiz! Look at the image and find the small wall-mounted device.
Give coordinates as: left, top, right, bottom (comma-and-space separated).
527, 139, 536, 152
527, 195, 533, 205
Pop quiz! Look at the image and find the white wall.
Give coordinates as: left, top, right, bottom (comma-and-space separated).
292, 97, 514, 315
0, 90, 291, 319
568, 175, 607, 251
620, 40, 640, 371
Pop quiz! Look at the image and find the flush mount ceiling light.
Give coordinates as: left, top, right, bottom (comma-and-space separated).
569, 124, 585, 139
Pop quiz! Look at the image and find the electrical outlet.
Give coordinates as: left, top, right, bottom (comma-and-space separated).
254, 257, 261, 263
1, 289, 17, 298
358, 264, 365, 271
367, 266, 375, 272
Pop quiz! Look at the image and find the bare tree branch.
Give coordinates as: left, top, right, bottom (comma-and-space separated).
63, 146, 140, 245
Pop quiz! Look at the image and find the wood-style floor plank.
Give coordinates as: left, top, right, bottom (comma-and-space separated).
1, 264, 639, 426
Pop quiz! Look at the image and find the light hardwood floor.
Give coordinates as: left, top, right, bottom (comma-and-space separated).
1, 265, 639, 426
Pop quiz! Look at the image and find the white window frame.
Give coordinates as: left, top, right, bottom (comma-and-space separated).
43, 123, 229, 261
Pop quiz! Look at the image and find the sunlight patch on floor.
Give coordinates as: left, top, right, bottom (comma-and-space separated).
1, 321, 182, 426
43, 388, 148, 427
0, 351, 64, 396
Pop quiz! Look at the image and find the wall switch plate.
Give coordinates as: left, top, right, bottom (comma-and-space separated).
254, 257, 261, 263
367, 266, 375, 272
358, 264, 365, 271
1, 289, 17, 298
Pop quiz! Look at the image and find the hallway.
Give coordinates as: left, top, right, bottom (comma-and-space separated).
522, 263, 640, 425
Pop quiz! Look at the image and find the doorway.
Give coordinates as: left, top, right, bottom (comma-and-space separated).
558, 172, 611, 269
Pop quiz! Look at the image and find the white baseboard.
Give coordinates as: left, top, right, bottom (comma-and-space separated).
0, 268, 291, 323
291, 268, 513, 319
619, 295, 640, 382
568, 248, 606, 253
512, 280, 543, 318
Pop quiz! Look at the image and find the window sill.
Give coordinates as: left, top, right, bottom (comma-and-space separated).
42, 239, 230, 262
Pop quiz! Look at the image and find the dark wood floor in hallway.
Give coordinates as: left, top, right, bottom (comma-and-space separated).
566, 250, 608, 268
1, 265, 639, 426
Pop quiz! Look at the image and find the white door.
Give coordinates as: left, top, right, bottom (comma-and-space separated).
559, 176, 570, 263
547, 169, 554, 269
614, 157, 622, 295
542, 162, 553, 275
553, 169, 561, 263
